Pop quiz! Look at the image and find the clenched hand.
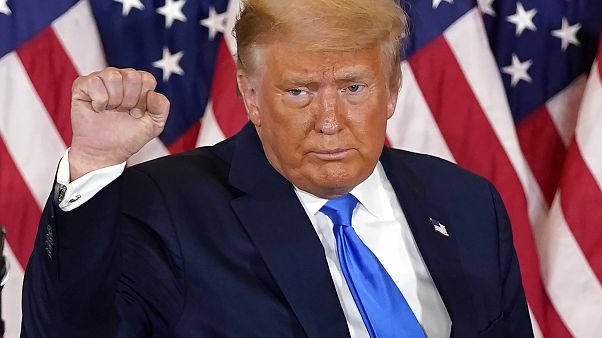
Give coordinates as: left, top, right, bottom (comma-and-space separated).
69, 67, 169, 181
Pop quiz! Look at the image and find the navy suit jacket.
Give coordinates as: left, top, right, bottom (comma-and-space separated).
22, 123, 533, 337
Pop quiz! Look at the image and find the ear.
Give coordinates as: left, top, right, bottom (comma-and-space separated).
237, 71, 261, 127
386, 67, 402, 120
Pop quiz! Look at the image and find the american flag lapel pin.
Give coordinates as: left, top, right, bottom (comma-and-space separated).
430, 218, 449, 237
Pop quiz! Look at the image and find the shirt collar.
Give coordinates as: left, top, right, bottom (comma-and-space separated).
294, 162, 389, 219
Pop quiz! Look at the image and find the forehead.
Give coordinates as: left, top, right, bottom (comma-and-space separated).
256, 40, 386, 81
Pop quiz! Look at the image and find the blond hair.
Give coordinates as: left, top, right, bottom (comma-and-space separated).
233, 0, 408, 84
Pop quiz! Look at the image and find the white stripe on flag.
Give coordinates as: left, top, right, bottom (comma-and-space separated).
128, 137, 170, 166
575, 61, 602, 189
528, 308, 543, 338
197, 101, 226, 147
52, 0, 107, 75
0, 53, 66, 208
224, 0, 241, 57
388, 62, 454, 162
546, 76, 586, 147
541, 194, 602, 337
2, 244, 25, 338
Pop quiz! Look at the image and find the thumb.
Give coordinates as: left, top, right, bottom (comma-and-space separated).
146, 91, 170, 132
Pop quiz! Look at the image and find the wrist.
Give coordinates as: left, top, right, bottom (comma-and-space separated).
68, 145, 127, 181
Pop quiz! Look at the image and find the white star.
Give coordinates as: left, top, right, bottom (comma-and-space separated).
200, 6, 229, 40
157, 0, 187, 29
506, 2, 537, 36
551, 17, 581, 51
152, 47, 185, 82
0, 0, 12, 15
432, 0, 454, 9
114, 0, 144, 16
477, 0, 495, 17
502, 54, 533, 87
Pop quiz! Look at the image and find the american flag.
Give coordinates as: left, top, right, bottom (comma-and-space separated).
0, 0, 600, 337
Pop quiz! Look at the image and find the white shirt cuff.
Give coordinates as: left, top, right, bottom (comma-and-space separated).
56, 148, 126, 211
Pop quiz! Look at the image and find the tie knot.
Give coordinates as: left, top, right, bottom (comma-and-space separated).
320, 193, 358, 226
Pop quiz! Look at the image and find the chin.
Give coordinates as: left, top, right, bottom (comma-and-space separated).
310, 168, 364, 197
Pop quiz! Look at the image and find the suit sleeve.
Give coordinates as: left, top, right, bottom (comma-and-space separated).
21, 168, 184, 338
21, 174, 122, 338
489, 182, 534, 338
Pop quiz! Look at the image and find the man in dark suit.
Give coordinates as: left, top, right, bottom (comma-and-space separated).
21, 0, 533, 337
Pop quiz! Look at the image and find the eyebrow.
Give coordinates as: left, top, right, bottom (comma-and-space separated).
280, 67, 376, 87
334, 67, 374, 82
282, 76, 317, 86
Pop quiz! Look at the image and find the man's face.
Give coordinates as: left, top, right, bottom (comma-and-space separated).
238, 41, 399, 199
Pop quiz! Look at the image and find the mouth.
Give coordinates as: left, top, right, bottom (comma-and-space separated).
310, 148, 352, 161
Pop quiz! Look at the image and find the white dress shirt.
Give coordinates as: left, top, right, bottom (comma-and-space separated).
57, 150, 451, 337
56, 149, 125, 211
294, 162, 451, 338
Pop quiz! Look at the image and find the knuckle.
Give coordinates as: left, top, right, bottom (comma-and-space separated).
121, 67, 137, 77
140, 71, 157, 89
90, 77, 108, 100
122, 94, 140, 108
123, 69, 142, 85
72, 76, 85, 92
102, 69, 123, 85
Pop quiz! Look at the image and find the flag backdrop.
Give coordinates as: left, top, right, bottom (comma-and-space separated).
0, 0, 601, 337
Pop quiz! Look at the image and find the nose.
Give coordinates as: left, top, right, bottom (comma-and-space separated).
316, 87, 343, 135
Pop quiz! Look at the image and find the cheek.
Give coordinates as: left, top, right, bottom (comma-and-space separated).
261, 112, 314, 166
346, 102, 389, 144
266, 100, 316, 139
267, 94, 311, 122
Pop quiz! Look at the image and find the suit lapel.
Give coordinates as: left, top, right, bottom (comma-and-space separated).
380, 149, 478, 338
229, 124, 350, 338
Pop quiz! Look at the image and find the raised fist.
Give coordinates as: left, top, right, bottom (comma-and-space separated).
69, 67, 170, 181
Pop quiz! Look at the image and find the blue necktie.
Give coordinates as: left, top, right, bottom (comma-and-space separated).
320, 194, 426, 338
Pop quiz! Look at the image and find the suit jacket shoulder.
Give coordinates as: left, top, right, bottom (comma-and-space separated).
386, 148, 492, 199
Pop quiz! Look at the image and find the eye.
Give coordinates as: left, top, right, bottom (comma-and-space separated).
345, 84, 366, 94
287, 88, 307, 96
282, 87, 312, 107
348, 84, 361, 92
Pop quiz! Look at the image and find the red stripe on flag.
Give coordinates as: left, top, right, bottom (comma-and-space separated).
0, 137, 41, 268
409, 36, 571, 337
17, 27, 78, 146
167, 121, 201, 154
516, 106, 567, 206
559, 141, 602, 281
211, 38, 248, 138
